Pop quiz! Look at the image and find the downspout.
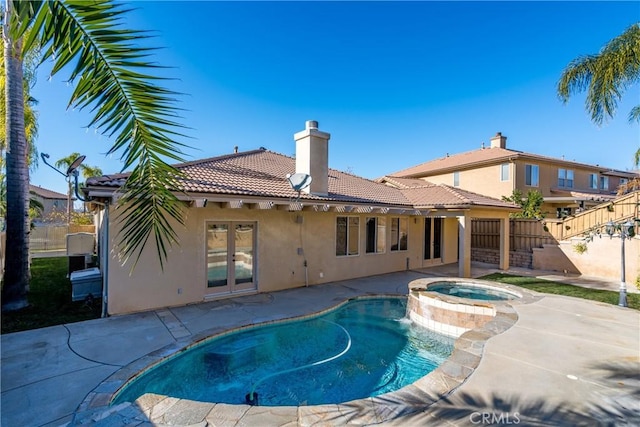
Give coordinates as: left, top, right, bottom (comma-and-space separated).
100, 203, 109, 318
85, 199, 109, 317
72, 175, 110, 317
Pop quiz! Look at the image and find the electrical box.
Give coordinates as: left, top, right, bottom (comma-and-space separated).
70, 267, 102, 301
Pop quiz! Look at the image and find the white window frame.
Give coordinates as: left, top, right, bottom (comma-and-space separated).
525, 164, 539, 187
589, 173, 598, 189
336, 216, 359, 257
453, 171, 460, 187
390, 217, 408, 252
600, 176, 609, 190
500, 163, 510, 181
365, 217, 386, 254
558, 168, 574, 188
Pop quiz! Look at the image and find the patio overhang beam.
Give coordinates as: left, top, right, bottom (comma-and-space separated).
302, 204, 331, 212
276, 202, 303, 211
173, 193, 432, 216
224, 200, 244, 209
331, 205, 355, 213
248, 201, 275, 210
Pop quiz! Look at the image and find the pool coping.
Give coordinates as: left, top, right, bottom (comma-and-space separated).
71, 282, 542, 425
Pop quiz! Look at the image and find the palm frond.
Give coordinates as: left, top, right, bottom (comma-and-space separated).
629, 105, 640, 124
557, 23, 640, 125
18, 0, 191, 268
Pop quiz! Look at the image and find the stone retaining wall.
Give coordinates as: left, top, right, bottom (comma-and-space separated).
471, 247, 532, 269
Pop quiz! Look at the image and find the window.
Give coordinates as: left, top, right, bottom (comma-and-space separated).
558, 169, 574, 188
620, 178, 629, 185
336, 216, 359, 256
589, 174, 598, 189
365, 217, 386, 254
453, 171, 460, 187
556, 207, 572, 218
600, 176, 609, 190
525, 164, 539, 187
390, 217, 408, 251
500, 163, 510, 181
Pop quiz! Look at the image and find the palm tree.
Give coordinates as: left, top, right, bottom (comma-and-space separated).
2, 1, 189, 311
557, 23, 640, 165
3, 0, 31, 310
0, 27, 39, 230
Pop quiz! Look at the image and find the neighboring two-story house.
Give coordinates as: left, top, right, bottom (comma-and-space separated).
389, 133, 638, 218
29, 184, 71, 221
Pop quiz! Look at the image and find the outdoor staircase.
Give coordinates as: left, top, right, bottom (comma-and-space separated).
545, 190, 640, 241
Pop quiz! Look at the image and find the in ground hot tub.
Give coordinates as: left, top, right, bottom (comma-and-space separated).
407, 278, 523, 338
426, 281, 520, 301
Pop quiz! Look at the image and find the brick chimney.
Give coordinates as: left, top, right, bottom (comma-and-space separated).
490, 132, 507, 149
294, 120, 330, 196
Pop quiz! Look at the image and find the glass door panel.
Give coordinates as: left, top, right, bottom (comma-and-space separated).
234, 223, 254, 288
207, 223, 229, 290
424, 218, 431, 260
433, 217, 442, 259
424, 218, 443, 264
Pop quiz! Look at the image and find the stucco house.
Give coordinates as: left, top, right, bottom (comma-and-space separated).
84, 121, 517, 315
29, 184, 71, 221
388, 133, 638, 218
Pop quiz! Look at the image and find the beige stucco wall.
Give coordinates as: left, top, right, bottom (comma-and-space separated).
533, 237, 639, 284
419, 159, 629, 217
418, 163, 514, 200
106, 204, 479, 315
514, 159, 620, 198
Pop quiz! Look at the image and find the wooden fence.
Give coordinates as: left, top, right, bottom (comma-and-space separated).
471, 219, 557, 251
30, 224, 96, 252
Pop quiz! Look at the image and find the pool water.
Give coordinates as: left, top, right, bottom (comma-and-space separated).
114, 298, 454, 406
427, 282, 518, 301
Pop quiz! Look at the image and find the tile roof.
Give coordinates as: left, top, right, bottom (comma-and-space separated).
391, 146, 637, 178
29, 184, 68, 200
88, 149, 411, 206
378, 176, 518, 209
87, 149, 516, 211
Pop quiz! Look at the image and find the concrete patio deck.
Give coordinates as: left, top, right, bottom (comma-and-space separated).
1, 264, 639, 426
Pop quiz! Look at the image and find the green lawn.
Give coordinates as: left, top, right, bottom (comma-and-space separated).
1, 257, 101, 334
480, 273, 640, 310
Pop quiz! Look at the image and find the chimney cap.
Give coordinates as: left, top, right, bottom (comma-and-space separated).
306, 120, 319, 130
490, 132, 507, 149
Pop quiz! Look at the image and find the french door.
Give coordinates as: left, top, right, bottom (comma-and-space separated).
206, 222, 256, 296
424, 217, 443, 264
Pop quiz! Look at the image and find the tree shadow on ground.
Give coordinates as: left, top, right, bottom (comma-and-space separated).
335, 360, 640, 426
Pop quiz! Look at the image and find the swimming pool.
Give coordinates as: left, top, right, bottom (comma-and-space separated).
113, 297, 454, 406
427, 281, 520, 301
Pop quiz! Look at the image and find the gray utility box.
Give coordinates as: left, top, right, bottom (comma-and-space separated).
70, 267, 102, 301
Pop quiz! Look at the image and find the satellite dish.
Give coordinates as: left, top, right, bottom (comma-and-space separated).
286, 173, 312, 192
66, 155, 86, 176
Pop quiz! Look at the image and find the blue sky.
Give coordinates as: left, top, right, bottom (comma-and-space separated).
30, 1, 639, 196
